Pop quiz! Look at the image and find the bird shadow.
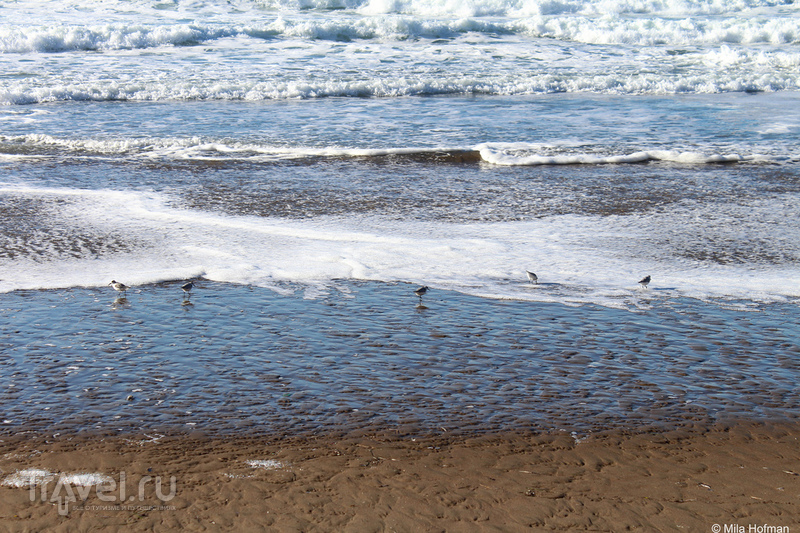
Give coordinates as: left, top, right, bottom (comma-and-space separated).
111, 297, 130, 309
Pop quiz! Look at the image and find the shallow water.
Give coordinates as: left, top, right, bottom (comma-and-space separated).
2, 281, 798, 437
2, 0, 800, 438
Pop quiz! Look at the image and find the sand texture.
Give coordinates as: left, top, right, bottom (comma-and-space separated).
1, 422, 798, 531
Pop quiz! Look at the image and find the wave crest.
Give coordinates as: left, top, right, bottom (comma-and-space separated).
0, 134, 771, 167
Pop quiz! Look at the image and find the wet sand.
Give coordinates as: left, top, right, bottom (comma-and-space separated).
1, 422, 798, 531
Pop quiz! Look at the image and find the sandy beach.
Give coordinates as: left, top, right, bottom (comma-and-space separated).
3, 0, 800, 530
1, 421, 798, 531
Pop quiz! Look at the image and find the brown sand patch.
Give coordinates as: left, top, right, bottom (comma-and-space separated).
0, 422, 798, 531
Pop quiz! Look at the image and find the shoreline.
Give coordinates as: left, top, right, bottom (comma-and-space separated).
1, 421, 798, 530
2, 282, 798, 528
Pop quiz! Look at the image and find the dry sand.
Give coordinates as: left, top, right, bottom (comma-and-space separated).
0, 422, 798, 532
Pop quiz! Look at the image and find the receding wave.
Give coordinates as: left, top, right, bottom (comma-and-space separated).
0, 184, 797, 308
0, 134, 480, 163
0, 134, 772, 167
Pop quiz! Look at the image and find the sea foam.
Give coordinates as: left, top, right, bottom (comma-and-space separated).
0, 186, 796, 309
0, 134, 777, 164
1, 12, 797, 53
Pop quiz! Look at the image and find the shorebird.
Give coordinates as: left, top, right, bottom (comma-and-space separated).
526, 271, 538, 284
414, 286, 429, 301
638, 275, 651, 288
181, 281, 194, 298
109, 280, 129, 297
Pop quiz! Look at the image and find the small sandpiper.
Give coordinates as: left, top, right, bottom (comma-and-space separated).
181, 281, 194, 298
638, 275, 651, 288
526, 271, 538, 284
414, 286, 429, 300
109, 280, 129, 297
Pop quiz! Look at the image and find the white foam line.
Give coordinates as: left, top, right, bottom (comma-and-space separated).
1, 134, 471, 160
478, 147, 754, 166
0, 135, 777, 166
0, 186, 797, 307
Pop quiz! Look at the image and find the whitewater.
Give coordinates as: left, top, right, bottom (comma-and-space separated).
1, 0, 799, 104
0, 0, 798, 310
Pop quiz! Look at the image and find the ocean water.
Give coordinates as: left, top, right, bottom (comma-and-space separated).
1, 0, 799, 435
